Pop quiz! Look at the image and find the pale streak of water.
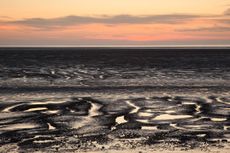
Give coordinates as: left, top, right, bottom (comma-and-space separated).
152, 114, 193, 121
2, 104, 23, 112
47, 123, 56, 130
73, 101, 102, 129
115, 116, 127, 124
195, 104, 201, 114
142, 126, 158, 130
25, 107, 48, 112
211, 118, 227, 122
125, 100, 140, 114
0, 123, 37, 131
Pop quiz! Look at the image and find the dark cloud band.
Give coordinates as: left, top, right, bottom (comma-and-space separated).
7, 14, 199, 28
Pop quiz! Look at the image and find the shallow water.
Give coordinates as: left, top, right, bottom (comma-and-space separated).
0, 48, 229, 88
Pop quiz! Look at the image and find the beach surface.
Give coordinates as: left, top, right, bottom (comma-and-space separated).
0, 48, 230, 152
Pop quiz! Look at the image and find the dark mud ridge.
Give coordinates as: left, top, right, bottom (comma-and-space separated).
0, 96, 230, 152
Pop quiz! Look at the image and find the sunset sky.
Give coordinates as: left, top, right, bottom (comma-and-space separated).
0, 0, 230, 46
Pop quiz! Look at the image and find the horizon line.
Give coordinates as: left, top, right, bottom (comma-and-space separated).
0, 45, 230, 48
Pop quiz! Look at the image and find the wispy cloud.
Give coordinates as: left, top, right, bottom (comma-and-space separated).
176, 8, 230, 33
1, 9, 230, 46
0, 16, 12, 20
6, 14, 199, 28
224, 8, 230, 15
218, 18, 230, 25
178, 26, 230, 32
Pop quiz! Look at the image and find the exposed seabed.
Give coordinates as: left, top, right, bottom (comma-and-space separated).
0, 88, 230, 153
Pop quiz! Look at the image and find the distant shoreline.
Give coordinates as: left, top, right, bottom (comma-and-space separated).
0, 45, 230, 49
0, 47, 230, 52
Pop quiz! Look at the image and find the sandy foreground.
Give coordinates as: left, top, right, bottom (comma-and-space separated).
1, 143, 230, 153
0, 89, 230, 153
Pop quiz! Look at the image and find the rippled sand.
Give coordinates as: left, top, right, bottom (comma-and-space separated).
0, 89, 230, 153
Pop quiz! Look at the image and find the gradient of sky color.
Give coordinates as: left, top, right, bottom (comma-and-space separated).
0, 0, 230, 46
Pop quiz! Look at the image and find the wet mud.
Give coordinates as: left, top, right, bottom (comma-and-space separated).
0, 95, 230, 152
